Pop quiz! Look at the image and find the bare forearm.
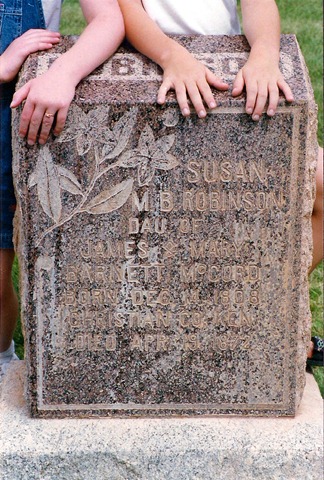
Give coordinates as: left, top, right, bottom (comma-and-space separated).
118, 0, 184, 69
11, 0, 124, 146
241, 0, 280, 61
49, 0, 124, 86
233, 0, 293, 119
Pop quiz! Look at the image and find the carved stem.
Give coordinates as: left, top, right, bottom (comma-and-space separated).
35, 148, 119, 246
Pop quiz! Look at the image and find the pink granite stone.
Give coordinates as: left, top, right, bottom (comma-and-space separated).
12, 35, 317, 418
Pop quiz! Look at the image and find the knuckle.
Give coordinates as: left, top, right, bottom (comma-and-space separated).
20, 112, 31, 122
258, 91, 268, 99
247, 88, 257, 97
30, 118, 40, 127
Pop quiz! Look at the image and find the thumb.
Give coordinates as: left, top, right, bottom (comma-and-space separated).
205, 69, 229, 90
10, 81, 31, 108
157, 78, 172, 105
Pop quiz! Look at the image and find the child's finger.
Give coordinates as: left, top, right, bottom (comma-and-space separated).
16, 29, 60, 47
38, 111, 56, 145
29, 30, 60, 39
245, 80, 258, 116
186, 82, 206, 118
174, 83, 191, 117
18, 101, 35, 142
53, 107, 69, 137
23, 104, 45, 145
278, 79, 294, 103
157, 80, 171, 104
266, 83, 279, 116
21, 28, 60, 37
29, 41, 58, 54
231, 70, 244, 97
205, 69, 229, 92
251, 85, 268, 120
10, 82, 30, 109
197, 76, 217, 110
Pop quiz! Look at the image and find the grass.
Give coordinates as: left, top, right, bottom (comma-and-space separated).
60, 0, 86, 34
277, 0, 323, 145
12, 0, 323, 394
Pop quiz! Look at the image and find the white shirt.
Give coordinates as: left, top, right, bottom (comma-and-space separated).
42, 0, 63, 31
142, 0, 240, 35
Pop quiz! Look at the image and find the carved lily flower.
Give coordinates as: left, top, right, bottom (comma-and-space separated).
57, 106, 138, 160
56, 105, 113, 156
118, 124, 179, 186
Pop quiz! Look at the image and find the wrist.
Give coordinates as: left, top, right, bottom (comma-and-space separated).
0, 55, 14, 83
48, 55, 86, 88
249, 41, 280, 64
158, 40, 187, 70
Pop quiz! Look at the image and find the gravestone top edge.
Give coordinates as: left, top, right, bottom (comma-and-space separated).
16, 34, 311, 107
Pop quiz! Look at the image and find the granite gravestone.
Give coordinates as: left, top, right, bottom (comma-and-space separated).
12, 35, 317, 418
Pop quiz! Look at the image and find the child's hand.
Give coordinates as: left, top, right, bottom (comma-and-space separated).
0, 29, 60, 83
231, 51, 294, 120
158, 44, 229, 118
11, 71, 76, 145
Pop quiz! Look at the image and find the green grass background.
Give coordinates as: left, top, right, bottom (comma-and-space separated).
13, 0, 323, 393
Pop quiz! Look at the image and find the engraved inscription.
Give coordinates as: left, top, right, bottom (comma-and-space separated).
23, 71, 297, 412
36, 52, 295, 82
42, 108, 281, 358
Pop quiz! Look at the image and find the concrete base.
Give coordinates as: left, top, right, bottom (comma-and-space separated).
1, 362, 323, 480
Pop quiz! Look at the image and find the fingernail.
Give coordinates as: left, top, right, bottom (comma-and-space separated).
182, 108, 190, 116
27, 140, 34, 146
246, 108, 253, 114
268, 109, 275, 116
252, 114, 259, 121
209, 101, 216, 109
198, 110, 206, 118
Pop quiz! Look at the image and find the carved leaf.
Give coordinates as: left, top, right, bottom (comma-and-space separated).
153, 153, 180, 171
85, 178, 133, 214
155, 133, 175, 153
55, 124, 80, 144
76, 133, 92, 156
36, 147, 62, 222
101, 136, 118, 161
28, 171, 38, 188
56, 105, 87, 144
87, 106, 110, 132
138, 124, 155, 156
138, 160, 155, 187
117, 150, 141, 168
105, 108, 138, 160
88, 106, 113, 149
57, 166, 83, 195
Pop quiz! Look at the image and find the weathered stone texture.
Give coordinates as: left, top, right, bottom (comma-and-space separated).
12, 35, 317, 417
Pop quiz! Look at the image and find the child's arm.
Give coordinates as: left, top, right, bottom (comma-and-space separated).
0, 29, 60, 83
11, 0, 124, 145
118, 0, 229, 118
232, 0, 294, 120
